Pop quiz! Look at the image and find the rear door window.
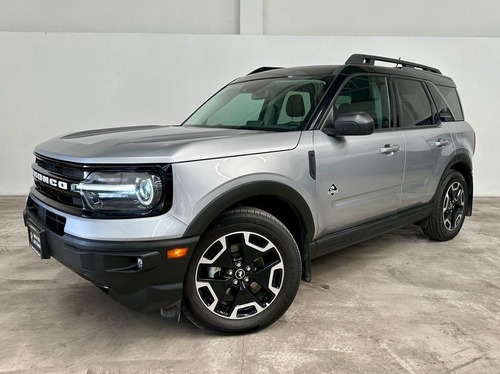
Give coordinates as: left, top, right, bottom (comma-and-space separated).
395, 79, 436, 127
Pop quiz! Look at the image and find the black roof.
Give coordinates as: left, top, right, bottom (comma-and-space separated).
235, 54, 455, 87
234, 65, 343, 82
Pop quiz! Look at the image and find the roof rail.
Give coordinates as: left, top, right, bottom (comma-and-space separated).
345, 54, 441, 75
247, 66, 282, 75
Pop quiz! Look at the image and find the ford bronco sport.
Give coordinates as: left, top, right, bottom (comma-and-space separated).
24, 54, 475, 333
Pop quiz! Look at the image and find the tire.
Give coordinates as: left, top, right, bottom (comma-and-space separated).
182, 207, 301, 334
422, 170, 468, 241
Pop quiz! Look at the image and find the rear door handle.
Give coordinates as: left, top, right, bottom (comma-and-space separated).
435, 138, 450, 148
380, 144, 401, 155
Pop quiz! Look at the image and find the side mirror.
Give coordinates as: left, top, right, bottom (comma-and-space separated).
323, 112, 374, 136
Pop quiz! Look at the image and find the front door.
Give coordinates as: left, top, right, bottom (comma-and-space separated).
314, 75, 404, 239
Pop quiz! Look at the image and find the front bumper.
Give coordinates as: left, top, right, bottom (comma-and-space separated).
23, 195, 199, 312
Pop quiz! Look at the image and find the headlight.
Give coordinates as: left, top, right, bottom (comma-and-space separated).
72, 171, 163, 214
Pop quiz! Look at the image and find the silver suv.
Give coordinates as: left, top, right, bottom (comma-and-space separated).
24, 54, 475, 333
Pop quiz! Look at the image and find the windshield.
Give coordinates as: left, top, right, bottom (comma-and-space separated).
183, 77, 332, 131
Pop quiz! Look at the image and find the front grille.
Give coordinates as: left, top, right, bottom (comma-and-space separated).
27, 197, 66, 235
34, 181, 84, 208
35, 157, 85, 180
46, 210, 67, 234
33, 155, 85, 209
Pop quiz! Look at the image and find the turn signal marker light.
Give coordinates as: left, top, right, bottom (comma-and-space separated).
167, 247, 188, 259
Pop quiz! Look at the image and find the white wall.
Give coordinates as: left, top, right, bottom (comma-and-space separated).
0, 0, 240, 34
1, 0, 500, 37
0, 33, 498, 195
264, 0, 500, 37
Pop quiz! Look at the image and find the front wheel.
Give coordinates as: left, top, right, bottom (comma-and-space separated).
422, 170, 468, 241
182, 207, 301, 334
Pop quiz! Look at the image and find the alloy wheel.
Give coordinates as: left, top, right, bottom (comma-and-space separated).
442, 181, 465, 231
195, 231, 284, 319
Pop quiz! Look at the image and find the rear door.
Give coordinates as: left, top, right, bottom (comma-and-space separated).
314, 75, 405, 239
394, 78, 455, 209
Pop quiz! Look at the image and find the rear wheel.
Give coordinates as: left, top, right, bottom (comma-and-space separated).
422, 170, 468, 241
182, 207, 301, 333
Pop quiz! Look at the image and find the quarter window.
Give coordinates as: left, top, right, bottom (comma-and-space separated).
436, 85, 464, 121
396, 79, 435, 127
334, 76, 390, 129
426, 82, 454, 122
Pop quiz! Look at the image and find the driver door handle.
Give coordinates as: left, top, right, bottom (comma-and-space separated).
380, 144, 401, 156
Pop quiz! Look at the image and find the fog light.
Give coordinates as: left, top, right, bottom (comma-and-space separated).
167, 247, 188, 259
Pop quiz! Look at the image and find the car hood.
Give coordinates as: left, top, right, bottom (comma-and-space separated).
34, 125, 302, 164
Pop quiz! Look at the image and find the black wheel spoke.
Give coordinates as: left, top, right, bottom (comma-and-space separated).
253, 257, 280, 275
251, 272, 275, 296
444, 210, 452, 223
208, 244, 234, 268
242, 245, 267, 264
451, 188, 458, 201
227, 287, 264, 316
451, 208, 463, 229
197, 264, 225, 282
208, 279, 231, 301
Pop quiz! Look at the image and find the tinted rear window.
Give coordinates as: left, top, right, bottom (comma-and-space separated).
396, 79, 435, 127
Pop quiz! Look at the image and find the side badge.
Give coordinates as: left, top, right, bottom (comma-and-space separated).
328, 183, 338, 196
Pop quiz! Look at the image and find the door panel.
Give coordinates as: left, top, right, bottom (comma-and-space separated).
400, 125, 454, 208
394, 78, 455, 209
314, 130, 404, 239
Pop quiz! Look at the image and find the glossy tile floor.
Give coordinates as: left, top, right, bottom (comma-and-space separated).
1, 196, 499, 373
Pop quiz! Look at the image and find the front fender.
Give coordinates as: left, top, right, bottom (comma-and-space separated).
182, 180, 315, 240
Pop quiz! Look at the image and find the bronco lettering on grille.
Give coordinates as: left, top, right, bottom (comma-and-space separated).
32, 170, 68, 191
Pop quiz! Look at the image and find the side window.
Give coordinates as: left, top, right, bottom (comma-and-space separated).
426, 82, 455, 122
396, 79, 435, 127
436, 85, 465, 121
334, 76, 390, 129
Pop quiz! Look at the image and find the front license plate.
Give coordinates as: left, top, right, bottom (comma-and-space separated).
27, 223, 50, 259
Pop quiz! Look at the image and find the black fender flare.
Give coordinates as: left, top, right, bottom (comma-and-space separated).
182, 181, 315, 241
450, 149, 473, 173
439, 150, 473, 215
